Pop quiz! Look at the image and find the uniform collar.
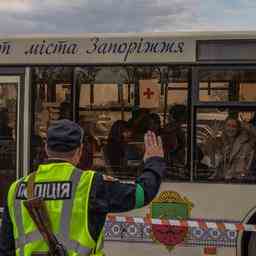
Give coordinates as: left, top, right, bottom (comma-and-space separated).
43, 158, 72, 164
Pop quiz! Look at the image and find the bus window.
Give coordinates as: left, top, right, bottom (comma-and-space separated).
194, 108, 256, 183
30, 67, 73, 171
199, 70, 256, 102
0, 81, 17, 207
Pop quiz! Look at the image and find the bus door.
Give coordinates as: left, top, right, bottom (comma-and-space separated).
0, 71, 24, 210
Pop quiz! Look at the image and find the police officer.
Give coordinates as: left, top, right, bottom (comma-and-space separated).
0, 119, 166, 256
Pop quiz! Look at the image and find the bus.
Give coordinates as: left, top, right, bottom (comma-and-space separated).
1, 32, 256, 255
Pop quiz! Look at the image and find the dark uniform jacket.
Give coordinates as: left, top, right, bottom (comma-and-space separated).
0, 156, 166, 255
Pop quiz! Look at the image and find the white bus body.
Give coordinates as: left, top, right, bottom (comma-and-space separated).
1, 32, 256, 256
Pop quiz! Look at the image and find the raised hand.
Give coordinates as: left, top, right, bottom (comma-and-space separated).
143, 131, 164, 162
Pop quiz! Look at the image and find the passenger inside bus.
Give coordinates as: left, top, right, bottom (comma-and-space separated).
209, 117, 255, 181
147, 113, 161, 136
249, 112, 256, 128
0, 108, 12, 140
0, 107, 14, 170
126, 111, 162, 163
162, 104, 187, 167
104, 120, 132, 174
0, 107, 16, 207
129, 108, 150, 140
79, 120, 101, 170
31, 132, 45, 170
59, 101, 72, 120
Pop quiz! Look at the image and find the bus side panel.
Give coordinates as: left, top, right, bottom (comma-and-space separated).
105, 242, 236, 256
105, 182, 256, 256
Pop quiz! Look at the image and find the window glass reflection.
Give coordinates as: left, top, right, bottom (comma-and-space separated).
199, 70, 256, 102
200, 82, 229, 101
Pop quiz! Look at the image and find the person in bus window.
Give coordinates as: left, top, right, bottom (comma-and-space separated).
241, 111, 256, 141
147, 113, 161, 136
127, 112, 160, 163
129, 108, 150, 140
59, 101, 72, 120
130, 113, 162, 164
104, 120, 132, 173
31, 132, 45, 170
0, 108, 12, 140
161, 104, 187, 166
78, 121, 100, 170
212, 117, 255, 181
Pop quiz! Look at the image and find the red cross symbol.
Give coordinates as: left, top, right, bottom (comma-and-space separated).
143, 87, 155, 99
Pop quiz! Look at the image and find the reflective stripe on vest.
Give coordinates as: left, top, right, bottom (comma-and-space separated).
14, 183, 25, 256
14, 168, 93, 255
15, 230, 92, 255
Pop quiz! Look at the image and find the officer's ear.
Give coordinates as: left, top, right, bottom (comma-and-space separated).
78, 144, 84, 159
73, 144, 84, 165
71, 145, 83, 165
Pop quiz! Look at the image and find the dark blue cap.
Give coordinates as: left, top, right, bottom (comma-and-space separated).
46, 119, 83, 152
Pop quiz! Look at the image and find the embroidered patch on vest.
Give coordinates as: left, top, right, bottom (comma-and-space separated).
16, 181, 72, 200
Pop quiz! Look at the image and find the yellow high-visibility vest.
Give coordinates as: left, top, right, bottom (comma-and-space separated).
8, 162, 104, 256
